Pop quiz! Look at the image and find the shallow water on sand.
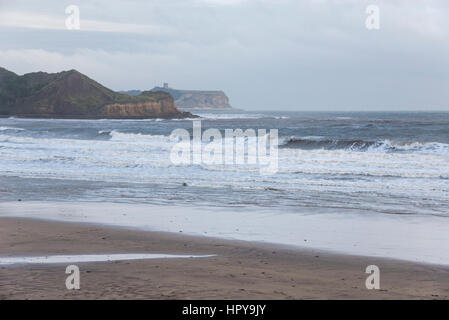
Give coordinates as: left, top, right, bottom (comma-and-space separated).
0, 253, 216, 265
2, 201, 449, 265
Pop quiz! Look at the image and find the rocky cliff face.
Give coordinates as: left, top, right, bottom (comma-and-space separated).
0, 67, 193, 119
174, 90, 231, 110
122, 86, 233, 110
102, 99, 192, 119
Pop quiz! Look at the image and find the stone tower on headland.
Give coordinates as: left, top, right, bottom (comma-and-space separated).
148, 84, 232, 111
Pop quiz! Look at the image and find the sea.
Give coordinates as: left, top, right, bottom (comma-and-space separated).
1, 111, 449, 264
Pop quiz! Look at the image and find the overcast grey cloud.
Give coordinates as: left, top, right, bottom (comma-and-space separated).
0, 0, 448, 110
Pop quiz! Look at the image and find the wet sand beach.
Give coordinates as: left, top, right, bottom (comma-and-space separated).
1, 216, 448, 300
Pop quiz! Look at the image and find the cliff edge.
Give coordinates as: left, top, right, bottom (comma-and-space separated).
121, 84, 233, 110
0, 67, 193, 119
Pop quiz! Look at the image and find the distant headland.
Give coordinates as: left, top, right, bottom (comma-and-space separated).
0, 68, 194, 119
121, 83, 233, 111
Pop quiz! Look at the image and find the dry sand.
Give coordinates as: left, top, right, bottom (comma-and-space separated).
0, 217, 448, 300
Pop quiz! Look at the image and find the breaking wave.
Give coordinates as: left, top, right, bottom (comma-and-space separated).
280, 137, 449, 155
197, 113, 288, 120
0, 126, 25, 132
102, 130, 172, 144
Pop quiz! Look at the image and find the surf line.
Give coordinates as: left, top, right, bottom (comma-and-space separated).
169, 119, 279, 175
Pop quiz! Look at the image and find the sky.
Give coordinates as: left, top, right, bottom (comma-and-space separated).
0, 0, 448, 111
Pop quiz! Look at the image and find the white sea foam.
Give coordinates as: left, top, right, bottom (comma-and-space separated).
280, 136, 449, 155
0, 126, 24, 132
1, 117, 448, 222
170, 117, 199, 121
335, 117, 353, 120
1, 132, 448, 184
197, 113, 268, 120
107, 130, 172, 144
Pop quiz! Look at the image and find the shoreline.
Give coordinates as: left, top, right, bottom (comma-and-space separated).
1, 213, 448, 270
1, 216, 448, 299
1, 201, 449, 266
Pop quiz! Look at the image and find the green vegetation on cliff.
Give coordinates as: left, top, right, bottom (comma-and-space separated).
0, 67, 192, 119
